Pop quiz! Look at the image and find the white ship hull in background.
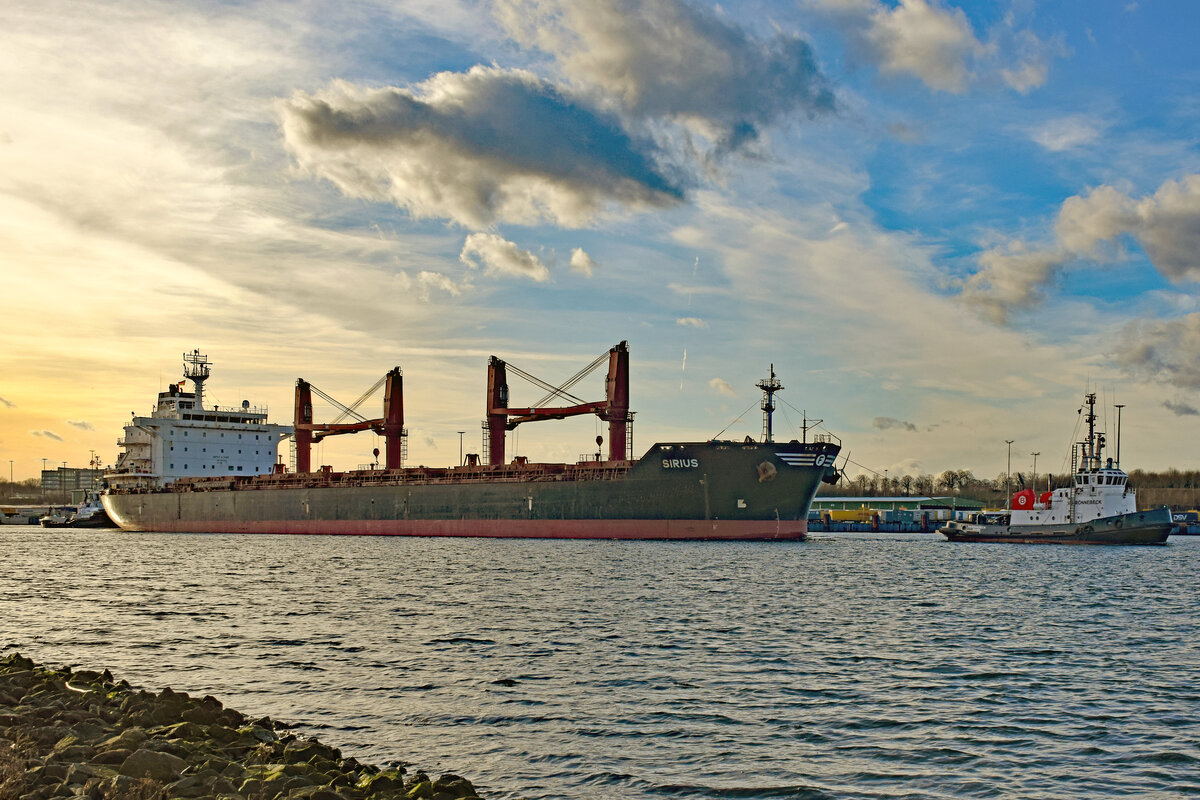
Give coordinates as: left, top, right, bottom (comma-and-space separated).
940, 392, 1173, 545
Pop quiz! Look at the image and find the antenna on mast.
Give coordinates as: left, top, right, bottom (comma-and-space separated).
183, 350, 212, 410
757, 365, 783, 443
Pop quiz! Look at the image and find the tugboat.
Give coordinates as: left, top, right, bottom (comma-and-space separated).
939, 393, 1173, 545
39, 493, 115, 528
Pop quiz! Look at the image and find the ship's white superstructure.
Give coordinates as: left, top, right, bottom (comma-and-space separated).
107, 350, 292, 489
1009, 463, 1134, 526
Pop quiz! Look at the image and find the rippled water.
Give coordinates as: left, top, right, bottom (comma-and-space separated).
2, 527, 1198, 799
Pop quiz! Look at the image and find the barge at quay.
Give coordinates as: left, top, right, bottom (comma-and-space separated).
103, 345, 842, 539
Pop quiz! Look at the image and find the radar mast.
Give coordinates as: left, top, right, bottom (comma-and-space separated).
757, 365, 783, 443
183, 350, 212, 410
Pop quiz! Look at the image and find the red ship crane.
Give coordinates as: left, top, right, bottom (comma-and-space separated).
294, 367, 405, 473
486, 341, 632, 466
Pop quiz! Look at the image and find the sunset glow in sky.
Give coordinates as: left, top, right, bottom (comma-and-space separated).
2, 0, 1198, 483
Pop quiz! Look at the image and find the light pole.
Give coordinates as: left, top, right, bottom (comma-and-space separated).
1031, 451, 1040, 493
1005, 440, 1014, 504
457, 431, 465, 467
1114, 404, 1124, 467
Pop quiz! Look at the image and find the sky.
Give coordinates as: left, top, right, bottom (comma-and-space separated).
2, 0, 1198, 484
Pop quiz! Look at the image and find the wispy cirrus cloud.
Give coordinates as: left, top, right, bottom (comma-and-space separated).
0, 396, 13, 409
416, 271, 468, 299
280, 67, 685, 229
1027, 114, 1104, 152
676, 317, 708, 328
31, 430, 63, 441
67, 420, 94, 431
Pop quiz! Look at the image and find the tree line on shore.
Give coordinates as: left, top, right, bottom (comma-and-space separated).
825, 468, 1200, 510
0, 478, 72, 505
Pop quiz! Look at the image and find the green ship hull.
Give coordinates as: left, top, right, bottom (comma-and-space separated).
103, 440, 841, 539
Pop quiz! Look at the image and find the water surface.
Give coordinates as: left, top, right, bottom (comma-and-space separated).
2, 528, 1198, 799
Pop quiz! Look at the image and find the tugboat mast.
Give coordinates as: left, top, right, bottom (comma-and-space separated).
757, 365, 783, 443
1079, 392, 1108, 471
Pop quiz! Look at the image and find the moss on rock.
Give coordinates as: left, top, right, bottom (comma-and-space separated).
0, 653, 489, 800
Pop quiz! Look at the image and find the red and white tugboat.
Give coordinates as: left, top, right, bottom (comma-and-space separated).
939, 393, 1173, 545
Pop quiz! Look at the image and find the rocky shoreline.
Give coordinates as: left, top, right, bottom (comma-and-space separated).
0, 653, 486, 800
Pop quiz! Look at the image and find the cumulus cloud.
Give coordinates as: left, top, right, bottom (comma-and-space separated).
279, 66, 684, 229
67, 420, 94, 431
709, 377, 736, 396
959, 241, 1066, 324
31, 430, 64, 441
807, 0, 1053, 93
960, 175, 1200, 323
460, 233, 550, 281
873, 416, 918, 432
494, 0, 834, 155
676, 317, 708, 328
569, 247, 596, 277
1115, 313, 1200, 390
1130, 176, 1200, 280
1164, 400, 1200, 416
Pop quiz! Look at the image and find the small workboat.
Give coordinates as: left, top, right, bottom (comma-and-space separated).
939, 393, 1173, 545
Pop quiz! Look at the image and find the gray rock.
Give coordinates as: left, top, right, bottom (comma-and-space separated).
119, 747, 188, 782
245, 724, 276, 743
46, 744, 94, 763
210, 776, 237, 794
34, 764, 68, 784
282, 773, 317, 792
63, 763, 100, 785
238, 777, 264, 797
93, 748, 133, 765
100, 726, 148, 751
433, 774, 480, 799
292, 787, 347, 800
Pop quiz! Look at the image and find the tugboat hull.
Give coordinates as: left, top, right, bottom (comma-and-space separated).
939, 508, 1173, 545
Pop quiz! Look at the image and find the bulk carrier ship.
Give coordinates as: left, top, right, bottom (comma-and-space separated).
103, 344, 841, 539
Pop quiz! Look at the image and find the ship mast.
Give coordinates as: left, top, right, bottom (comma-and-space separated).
757, 365, 783, 443
183, 349, 211, 410
1078, 392, 1108, 471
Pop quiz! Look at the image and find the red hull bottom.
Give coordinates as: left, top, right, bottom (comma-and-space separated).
117, 518, 809, 540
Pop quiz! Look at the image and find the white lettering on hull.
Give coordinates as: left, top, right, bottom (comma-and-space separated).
662, 458, 700, 469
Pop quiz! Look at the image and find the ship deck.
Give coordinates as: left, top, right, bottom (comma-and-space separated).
112, 460, 639, 494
